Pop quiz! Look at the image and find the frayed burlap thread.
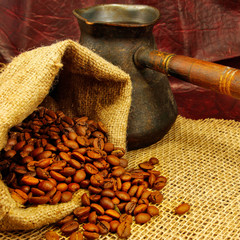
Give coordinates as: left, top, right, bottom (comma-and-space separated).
1, 116, 240, 239
0, 40, 132, 231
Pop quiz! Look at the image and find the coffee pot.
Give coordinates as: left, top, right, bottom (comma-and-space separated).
73, 4, 240, 150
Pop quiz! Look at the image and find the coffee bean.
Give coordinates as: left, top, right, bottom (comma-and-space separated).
61, 220, 79, 235
106, 155, 120, 166
91, 203, 105, 215
73, 169, 86, 183
147, 206, 159, 217
119, 213, 133, 224
38, 180, 55, 192
125, 201, 136, 215
133, 204, 148, 216
11, 189, 28, 205
45, 231, 59, 240
100, 197, 114, 210
138, 162, 154, 170
135, 213, 151, 224
69, 231, 83, 240
61, 191, 72, 203
110, 220, 120, 233
29, 195, 50, 205
121, 181, 131, 192
74, 206, 91, 218
50, 191, 61, 205
81, 193, 91, 206
117, 221, 131, 238
149, 157, 159, 165
84, 163, 99, 175
50, 171, 66, 182
105, 209, 120, 219
83, 231, 99, 240
90, 174, 104, 187
31, 187, 45, 196
83, 223, 99, 233
149, 191, 163, 204
88, 211, 97, 224
101, 189, 115, 198
21, 175, 39, 186
175, 203, 190, 215
97, 215, 113, 222
115, 191, 130, 202
57, 214, 74, 226
97, 221, 110, 235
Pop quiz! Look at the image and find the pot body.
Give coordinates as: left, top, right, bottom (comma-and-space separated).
74, 5, 178, 150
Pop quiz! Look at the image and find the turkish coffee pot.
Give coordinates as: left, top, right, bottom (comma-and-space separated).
73, 4, 240, 150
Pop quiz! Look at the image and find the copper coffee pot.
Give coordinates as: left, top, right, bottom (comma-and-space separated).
73, 4, 240, 150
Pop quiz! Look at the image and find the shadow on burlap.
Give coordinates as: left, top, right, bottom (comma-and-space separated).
0, 40, 240, 239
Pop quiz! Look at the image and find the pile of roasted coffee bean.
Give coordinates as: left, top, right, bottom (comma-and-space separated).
0, 107, 168, 239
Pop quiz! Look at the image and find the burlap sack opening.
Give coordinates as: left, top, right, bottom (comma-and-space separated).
0, 40, 132, 231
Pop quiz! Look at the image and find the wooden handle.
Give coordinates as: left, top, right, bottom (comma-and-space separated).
134, 47, 240, 99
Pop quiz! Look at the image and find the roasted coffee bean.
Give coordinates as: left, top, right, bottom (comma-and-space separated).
69, 159, 81, 169
135, 213, 151, 224
71, 151, 85, 162
119, 213, 133, 224
88, 186, 102, 195
149, 173, 156, 188
175, 203, 190, 215
50, 191, 61, 205
88, 211, 97, 224
83, 231, 99, 240
64, 140, 79, 150
89, 194, 101, 203
106, 155, 120, 166
31, 187, 45, 196
100, 197, 115, 210
147, 206, 159, 217
110, 220, 120, 233
91, 203, 105, 215
60, 167, 76, 177
135, 185, 146, 199
149, 157, 159, 165
105, 209, 120, 219
80, 179, 90, 189
36, 151, 52, 160
101, 189, 115, 198
103, 142, 114, 152
59, 152, 71, 161
97, 215, 113, 222
50, 171, 66, 182
138, 198, 149, 205
74, 206, 91, 218
122, 181, 131, 192
68, 183, 80, 192
128, 185, 138, 197
84, 163, 99, 175
57, 214, 75, 226
115, 191, 131, 202
87, 148, 102, 159
111, 166, 125, 177
46, 187, 57, 198
139, 162, 154, 170
11, 189, 28, 204
69, 231, 83, 240
38, 180, 55, 192
153, 176, 167, 190
29, 195, 50, 205
56, 183, 68, 192
120, 172, 131, 182
117, 221, 131, 238
61, 220, 79, 235
125, 201, 137, 215
83, 223, 99, 233
119, 158, 128, 168
90, 173, 104, 187
21, 175, 39, 186
81, 193, 91, 206
45, 231, 59, 240
111, 148, 125, 158
133, 204, 148, 216
112, 197, 120, 205
117, 202, 127, 213
149, 191, 163, 204
97, 221, 110, 235
73, 169, 86, 183
61, 191, 72, 203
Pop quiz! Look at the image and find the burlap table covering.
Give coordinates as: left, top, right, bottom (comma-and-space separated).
0, 40, 240, 239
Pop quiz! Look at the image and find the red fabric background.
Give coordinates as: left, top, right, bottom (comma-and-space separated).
1, 0, 240, 120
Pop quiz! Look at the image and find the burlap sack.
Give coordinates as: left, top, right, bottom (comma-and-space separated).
0, 39, 132, 231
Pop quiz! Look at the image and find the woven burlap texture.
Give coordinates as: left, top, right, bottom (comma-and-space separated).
1, 116, 240, 239
0, 40, 132, 231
